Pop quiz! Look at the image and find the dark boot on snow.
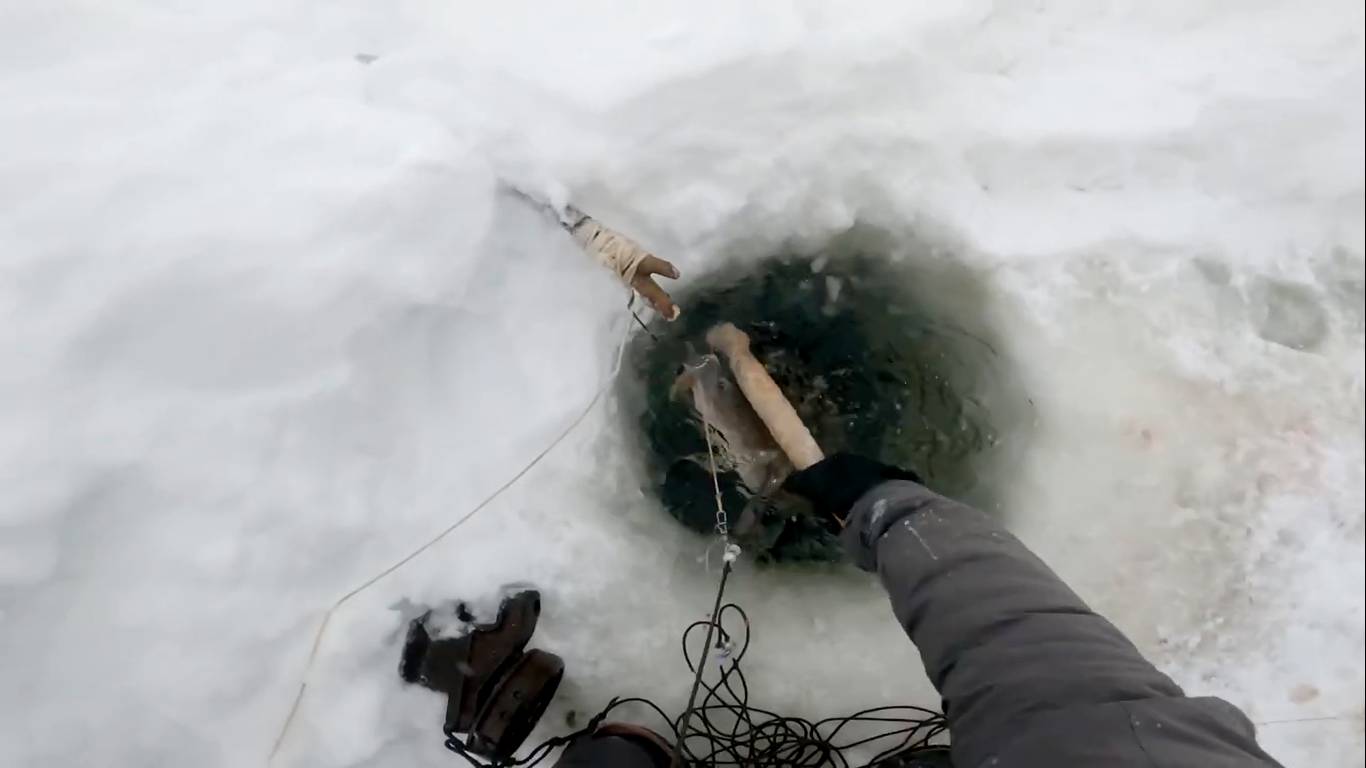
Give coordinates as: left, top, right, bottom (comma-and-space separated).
399, 588, 563, 761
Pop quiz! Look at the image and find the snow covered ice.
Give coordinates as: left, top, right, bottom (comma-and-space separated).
1, 2, 1362, 767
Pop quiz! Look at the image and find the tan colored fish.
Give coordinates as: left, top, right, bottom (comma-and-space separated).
672, 351, 792, 534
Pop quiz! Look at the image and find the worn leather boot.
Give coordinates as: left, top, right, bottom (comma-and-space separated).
400, 589, 561, 759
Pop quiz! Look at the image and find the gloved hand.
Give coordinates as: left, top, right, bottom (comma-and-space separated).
782, 453, 922, 527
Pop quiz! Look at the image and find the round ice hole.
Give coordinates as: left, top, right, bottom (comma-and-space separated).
621, 246, 1032, 565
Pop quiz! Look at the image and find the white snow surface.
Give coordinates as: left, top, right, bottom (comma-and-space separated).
2, 1, 1363, 766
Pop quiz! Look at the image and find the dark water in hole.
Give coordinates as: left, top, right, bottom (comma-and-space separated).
621, 245, 1031, 564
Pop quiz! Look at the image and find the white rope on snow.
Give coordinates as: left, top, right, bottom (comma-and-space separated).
268, 304, 637, 763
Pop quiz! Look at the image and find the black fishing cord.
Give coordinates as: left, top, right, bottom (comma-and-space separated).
675, 558, 737, 754
631, 306, 659, 341
668, 600, 947, 767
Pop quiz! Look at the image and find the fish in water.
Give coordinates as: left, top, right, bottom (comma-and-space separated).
672, 350, 792, 536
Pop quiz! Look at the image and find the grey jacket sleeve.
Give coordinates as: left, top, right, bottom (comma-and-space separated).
845, 480, 1283, 768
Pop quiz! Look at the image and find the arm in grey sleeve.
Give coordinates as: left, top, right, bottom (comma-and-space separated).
845, 480, 1282, 768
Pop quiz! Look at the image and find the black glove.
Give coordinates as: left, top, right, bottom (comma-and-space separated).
782, 454, 922, 525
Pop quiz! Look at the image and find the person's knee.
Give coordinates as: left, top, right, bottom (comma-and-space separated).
553, 733, 668, 768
